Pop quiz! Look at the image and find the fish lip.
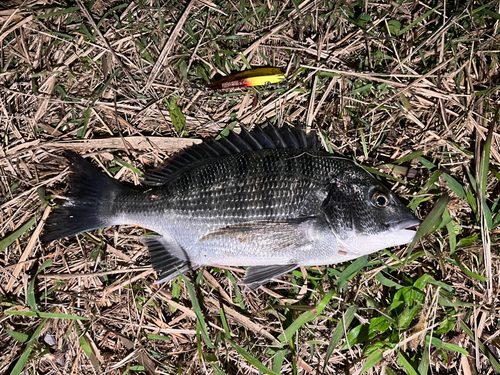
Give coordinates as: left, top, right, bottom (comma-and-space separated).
385, 217, 422, 230
386, 218, 421, 231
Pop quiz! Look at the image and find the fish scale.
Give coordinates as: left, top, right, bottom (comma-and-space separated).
128, 150, 340, 223
42, 125, 420, 290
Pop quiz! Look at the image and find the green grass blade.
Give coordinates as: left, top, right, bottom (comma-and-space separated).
224, 270, 246, 310
6, 330, 30, 343
92, 68, 121, 105
113, 156, 145, 177
442, 174, 467, 201
390, 150, 424, 164
96, 3, 129, 29
11, 319, 48, 375
409, 171, 442, 210
34, 6, 80, 19
460, 320, 500, 371
0, 217, 36, 251
417, 344, 430, 374
75, 324, 101, 371
406, 194, 450, 261
451, 254, 488, 282
360, 128, 368, 158
337, 256, 369, 289
397, 351, 418, 375
347, 84, 373, 96
375, 271, 403, 289
397, 5, 441, 36
196, 320, 204, 363
425, 335, 467, 355
208, 361, 227, 375
278, 290, 335, 345
77, 106, 92, 138
272, 349, 287, 374
79, 333, 93, 358
323, 306, 356, 370
443, 209, 457, 254
239, 53, 251, 69
27, 260, 52, 312
226, 337, 279, 375
147, 334, 171, 341
363, 165, 406, 184
219, 307, 231, 338
5, 310, 88, 320
167, 95, 187, 135
181, 274, 215, 348
479, 115, 496, 198
417, 157, 436, 170
360, 349, 383, 374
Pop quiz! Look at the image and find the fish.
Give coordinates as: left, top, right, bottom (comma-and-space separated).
41, 125, 420, 290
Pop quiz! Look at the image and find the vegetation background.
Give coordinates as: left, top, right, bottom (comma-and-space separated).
1, 0, 500, 374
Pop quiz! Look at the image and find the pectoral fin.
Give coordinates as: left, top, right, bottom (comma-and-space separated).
239, 264, 299, 291
143, 235, 199, 283
199, 217, 317, 253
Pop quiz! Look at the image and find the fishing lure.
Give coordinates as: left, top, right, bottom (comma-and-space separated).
204, 67, 286, 90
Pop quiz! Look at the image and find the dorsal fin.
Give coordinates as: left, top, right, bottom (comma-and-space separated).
307, 132, 317, 149
227, 130, 253, 152
249, 126, 275, 149
239, 127, 263, 150
292, 126, 309, 148
279, 124, 300, 148
143, 125, 318, 186
264, 124, 287, 148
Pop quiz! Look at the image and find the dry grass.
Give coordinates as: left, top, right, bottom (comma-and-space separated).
1, 0, 500, 374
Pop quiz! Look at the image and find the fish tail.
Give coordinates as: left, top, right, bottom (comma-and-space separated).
41, 151, 126, 242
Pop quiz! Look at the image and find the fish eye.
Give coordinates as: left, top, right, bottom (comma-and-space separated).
372, 192, 389, 207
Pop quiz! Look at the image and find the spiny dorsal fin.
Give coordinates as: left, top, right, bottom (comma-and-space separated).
143, 124, 318, 186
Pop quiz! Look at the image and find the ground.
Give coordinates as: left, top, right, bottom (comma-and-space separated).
1, 0, 500, 374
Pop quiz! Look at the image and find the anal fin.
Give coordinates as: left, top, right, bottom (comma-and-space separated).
143, 235, 199, 283
239, 264, 298, 291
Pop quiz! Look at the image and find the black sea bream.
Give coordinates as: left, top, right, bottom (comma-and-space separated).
42, 125, 420, 289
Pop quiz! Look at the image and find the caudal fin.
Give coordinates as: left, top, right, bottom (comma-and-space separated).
41, 151, 127, 242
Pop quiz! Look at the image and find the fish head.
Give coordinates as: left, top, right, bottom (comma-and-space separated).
321, 166, 420, 252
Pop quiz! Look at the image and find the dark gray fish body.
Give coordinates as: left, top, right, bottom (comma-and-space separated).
43, 126, 419, 289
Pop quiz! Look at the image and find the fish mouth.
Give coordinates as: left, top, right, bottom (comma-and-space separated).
387, 218, 421, 231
